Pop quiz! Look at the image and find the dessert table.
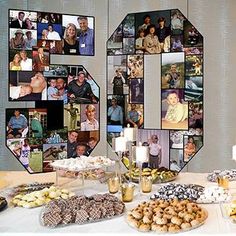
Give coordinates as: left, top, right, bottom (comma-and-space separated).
0, 171, 236, 235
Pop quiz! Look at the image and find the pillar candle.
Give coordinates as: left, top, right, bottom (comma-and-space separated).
112, 136, 127, 152
124, 126, 137, 142
135, 144, 149, 163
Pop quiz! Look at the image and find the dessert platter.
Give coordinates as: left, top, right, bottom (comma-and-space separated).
150, 183, 231, 204
10, 185, 75, 208
126, 199, 208, 233
124, 167, 178, 184
51, 156, 115, 172
41, 193, 125, 227
150, 184, 231, 204
150, 183, 204, 202
196, 186, 231, 204
207, 169, 236, 182
4, 182, 54, 198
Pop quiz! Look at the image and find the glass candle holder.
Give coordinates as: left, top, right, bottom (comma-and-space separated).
141, 176, 152, 193
217, 176, 229, 189
121, 183, 135, 202
108, 177, 120, 194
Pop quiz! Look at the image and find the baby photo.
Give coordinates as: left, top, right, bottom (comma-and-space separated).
9, 71, 47, 101
161, 89, 188, 130
161, 52, 184, 89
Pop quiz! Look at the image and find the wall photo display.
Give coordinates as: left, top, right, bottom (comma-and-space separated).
7, 64, 100, 174
106, 9, 204, 172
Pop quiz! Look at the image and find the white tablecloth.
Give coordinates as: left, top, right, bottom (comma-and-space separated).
0, 171, 236, 235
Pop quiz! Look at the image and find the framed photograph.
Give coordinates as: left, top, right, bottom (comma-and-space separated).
161, 52, 184, 89
171, 9, 185, 35
185, 55, 203, 76
185, 76, 203, 101
161, 89, 188, 130
107, 95, 125, 126
129, 78, 144, 104
183, 21, 203, 47
137, 129, 170, 169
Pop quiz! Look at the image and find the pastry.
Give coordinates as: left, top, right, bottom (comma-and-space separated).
155, 217, 168, 225
171, 216, 182, 226
184, 213, 195, 223
168, 223, 181, 233
142, 214, 152, 224
131, 209, 143, 220
139, 223, 151, 232
151, 223, 168, 232
181, 222, 191, 229
190, 219, 201, 227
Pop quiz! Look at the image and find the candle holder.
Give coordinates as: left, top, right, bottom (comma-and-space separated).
124, 125, 137, 183
135, 142, 149, 194
121, 182, 135, 202
217, 176, 229, 189
141, 176, 152, 193
108, 176, 120, 194
112, 132, 127, 185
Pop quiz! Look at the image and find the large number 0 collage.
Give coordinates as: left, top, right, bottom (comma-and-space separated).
6, 9, 99, 173
106, 9, 203, 173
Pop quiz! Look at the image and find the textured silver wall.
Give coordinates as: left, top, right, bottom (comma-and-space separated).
1, 0, 236, 173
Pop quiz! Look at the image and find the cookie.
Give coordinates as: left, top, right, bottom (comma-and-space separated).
89, 208, 102, 221
42, 212, 62, 227
75, 209, 89, 224
61, 209, 73, 225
